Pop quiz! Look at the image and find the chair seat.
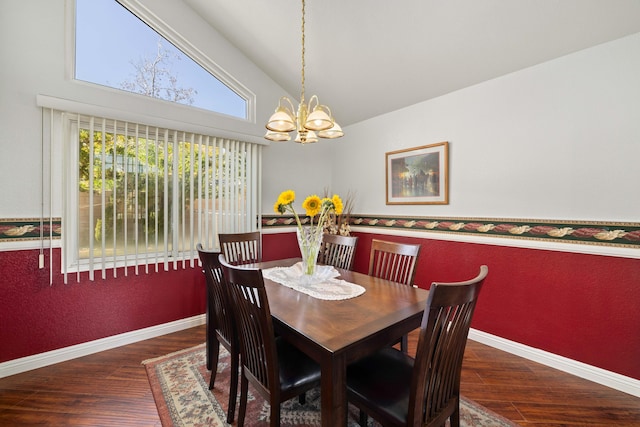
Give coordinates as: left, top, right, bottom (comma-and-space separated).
347, 347, 414, 426
276, 337, 322, 393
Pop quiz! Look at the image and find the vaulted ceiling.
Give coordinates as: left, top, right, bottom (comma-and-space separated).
183, 0, 640, 126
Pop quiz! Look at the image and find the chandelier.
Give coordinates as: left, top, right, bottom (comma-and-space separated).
264, 0, 343, 143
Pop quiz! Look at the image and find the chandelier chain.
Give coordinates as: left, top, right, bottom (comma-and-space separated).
300, 0, 306, 103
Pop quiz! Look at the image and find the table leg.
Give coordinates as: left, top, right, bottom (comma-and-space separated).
320, 352, 347, 426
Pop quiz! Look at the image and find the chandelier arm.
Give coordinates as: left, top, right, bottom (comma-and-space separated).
280, 96, 296, 116
307, 94, 318, 111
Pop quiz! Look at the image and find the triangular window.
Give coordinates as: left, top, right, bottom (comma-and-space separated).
75, 0, 247, 119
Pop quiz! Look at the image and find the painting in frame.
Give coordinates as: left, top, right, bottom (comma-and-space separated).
386, 141, 449, 205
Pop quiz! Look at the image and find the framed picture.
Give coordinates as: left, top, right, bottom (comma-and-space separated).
386, 141, 449, 205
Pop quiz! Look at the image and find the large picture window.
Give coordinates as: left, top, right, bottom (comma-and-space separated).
60, 111, 261, 281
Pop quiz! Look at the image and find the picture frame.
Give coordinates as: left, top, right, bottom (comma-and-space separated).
386, 141, 449, 205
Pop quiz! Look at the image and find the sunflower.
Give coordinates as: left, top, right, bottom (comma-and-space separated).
302, 195, 322, 217
331, 194, 344, 215
273, 200, 285, 214
278, 190, 295, 206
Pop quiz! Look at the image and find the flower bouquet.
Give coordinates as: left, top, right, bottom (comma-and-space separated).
274, 190, 343, 278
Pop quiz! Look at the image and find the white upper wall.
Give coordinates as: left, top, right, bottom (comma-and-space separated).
261, 139, 335, 213
330, 33, 640, 222
1, 0, 638, 224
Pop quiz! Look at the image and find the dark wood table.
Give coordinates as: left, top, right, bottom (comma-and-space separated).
255, 258, 430, 427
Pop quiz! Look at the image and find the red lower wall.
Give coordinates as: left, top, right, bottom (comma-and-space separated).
3, 232, 639, 383
0, 248, 205, 363
263, 231, 640, 381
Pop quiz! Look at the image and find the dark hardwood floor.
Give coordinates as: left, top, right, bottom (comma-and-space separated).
0, 325, 638, 426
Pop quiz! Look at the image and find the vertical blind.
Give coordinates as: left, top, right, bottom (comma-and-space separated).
59, 111, 261, 283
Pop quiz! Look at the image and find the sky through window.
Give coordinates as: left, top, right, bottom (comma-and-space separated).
75, 0, 247, 119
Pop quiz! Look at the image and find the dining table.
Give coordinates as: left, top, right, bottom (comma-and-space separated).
253, 258, 430, 427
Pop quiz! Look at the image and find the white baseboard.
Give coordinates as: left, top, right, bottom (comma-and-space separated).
0, 314, 206, 379
469, 328, 640, 398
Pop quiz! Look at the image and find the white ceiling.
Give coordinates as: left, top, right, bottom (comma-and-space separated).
183, 0, 640, 126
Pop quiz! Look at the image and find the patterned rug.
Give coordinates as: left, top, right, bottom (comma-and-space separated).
143, 343, 518, 426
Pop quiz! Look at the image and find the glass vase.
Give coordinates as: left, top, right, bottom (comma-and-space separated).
296, 226, 323, 279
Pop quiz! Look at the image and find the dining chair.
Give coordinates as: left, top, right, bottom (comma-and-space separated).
196, 244, 239, 424
219, 255, 322, 427
318, 233, 358, 270
368, 238, 421, 352
218, 231, 262, 265
347, 265, 488, 427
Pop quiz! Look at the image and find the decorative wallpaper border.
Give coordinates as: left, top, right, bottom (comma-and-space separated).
0, 218, 62, 242
261, 215, 640, 248
4, 216, 638, 249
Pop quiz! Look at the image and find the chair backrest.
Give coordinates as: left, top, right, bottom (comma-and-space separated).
408, 265, 488, 426
368, 239, 421, 286
196, 244, 235, 348
318, 233, 358, 270
219, 255, 279, 397
218, 231, 261, 265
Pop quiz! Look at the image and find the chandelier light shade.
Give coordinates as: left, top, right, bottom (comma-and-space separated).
317, 122, 343, 138
264, 129, 293, 142
264, 0, 344, 143
266, 98, 296, 133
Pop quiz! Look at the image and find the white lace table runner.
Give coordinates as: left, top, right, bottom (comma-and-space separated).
262, 262, 366, 300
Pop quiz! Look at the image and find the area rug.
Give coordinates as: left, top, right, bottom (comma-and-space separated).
143, 344, 518, 426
